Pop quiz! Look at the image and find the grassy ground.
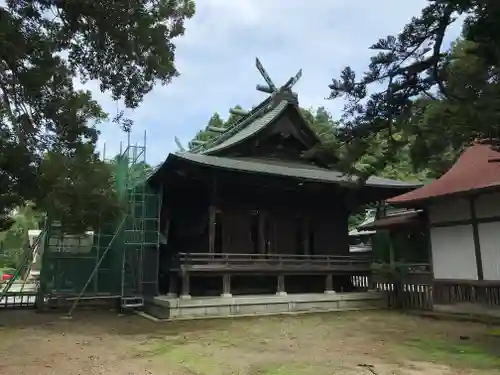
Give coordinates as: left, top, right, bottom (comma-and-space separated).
0, 309, 499, 374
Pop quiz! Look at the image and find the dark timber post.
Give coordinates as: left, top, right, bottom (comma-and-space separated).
276, 274, 286, 296
221, 274, 232, 297
469, 196, 484, 281
181, 272, 191, 299
208, 205, 216, 254
303, 216, 310, 256
258, 210, 265, 254
209, 177, 218, 254
167, 273, 178, 297
324, 273, 335, 294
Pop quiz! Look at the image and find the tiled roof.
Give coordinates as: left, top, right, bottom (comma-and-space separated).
388, 143, 500, 206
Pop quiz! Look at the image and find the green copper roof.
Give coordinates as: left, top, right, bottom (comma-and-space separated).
148, 60, 421, 192
147, 93, 421, 190
190, 95, 274, 154
202, 100, 289, 154
169, 153, 422, 189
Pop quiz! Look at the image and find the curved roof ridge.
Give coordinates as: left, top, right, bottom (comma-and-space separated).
201, 100, 289, 155
190, 95, 275, 154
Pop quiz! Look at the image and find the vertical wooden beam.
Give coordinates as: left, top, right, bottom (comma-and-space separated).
424, 210, 434, 277
388, 231, 395, 266
276, 274, 286, 295
221, 274, 232, 297
163, 208, 171, 239
469, 197, 484, 281
180, 272, 191, 299
167, 273, 178, 297
324, 273, 335, 294
208, 205, 216, 253
267, 211, 275, 255
303, 216, 310, 256
258, 210, 265, 254
209, 176, 220, 254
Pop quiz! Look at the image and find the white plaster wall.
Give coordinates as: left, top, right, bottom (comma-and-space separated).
427, 199, 471, 224
474, 192, 500, 219
430, 225, 478, 280
478, 222, 500, 281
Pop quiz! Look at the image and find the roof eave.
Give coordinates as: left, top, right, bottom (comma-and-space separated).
387, 184, 500, 207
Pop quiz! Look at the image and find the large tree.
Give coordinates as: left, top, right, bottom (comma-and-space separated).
0, 0, 195, 232
327, 1, 500, 178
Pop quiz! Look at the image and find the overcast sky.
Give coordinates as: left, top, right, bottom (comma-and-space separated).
84, 0, 462, 165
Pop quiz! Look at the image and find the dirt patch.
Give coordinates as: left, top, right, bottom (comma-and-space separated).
0, 310, 498, 375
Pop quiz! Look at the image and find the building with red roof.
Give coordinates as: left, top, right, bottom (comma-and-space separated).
388, 142, 500, 207
379, 141, 500, 311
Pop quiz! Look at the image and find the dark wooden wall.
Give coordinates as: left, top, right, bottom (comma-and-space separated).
213, 192, 349, 256
220, 206, 254, 254
161, 165, 351, 257
309, 211, 349, 256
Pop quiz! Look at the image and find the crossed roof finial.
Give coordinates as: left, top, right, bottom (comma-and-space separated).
255, 58, 302, 95
174, 59, 304, 152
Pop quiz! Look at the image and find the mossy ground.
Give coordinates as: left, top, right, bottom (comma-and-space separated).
0, 310, 498, 374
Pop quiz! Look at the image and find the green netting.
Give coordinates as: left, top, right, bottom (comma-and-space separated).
41, 224, 120, 296
115, 154, 129, 198
39, 144, 161, 300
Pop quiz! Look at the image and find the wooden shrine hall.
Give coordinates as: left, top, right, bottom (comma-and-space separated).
148, 58, 420, 301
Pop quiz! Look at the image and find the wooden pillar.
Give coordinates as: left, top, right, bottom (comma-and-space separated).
388, 231, 395, 266
163, 208, 171, 238
303, 216, 310, 256
424, 211, 434, 275
221, 274, 232, 297
324, 273, 335, 294
167, 273, 178, 297
469, 197, 484, 281
180, 273, 191, 299
258, 210, 265, 254
276, 274, 286, 296
208, 206, 216, 253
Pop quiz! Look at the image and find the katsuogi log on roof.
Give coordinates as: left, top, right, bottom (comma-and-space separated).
150, 58, 420, 199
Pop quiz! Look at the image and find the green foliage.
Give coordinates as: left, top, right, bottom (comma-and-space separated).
189, 105, 246, 150
0, 204, 41, 268
408, 39, 500, 176
327, 1, 500, 178
300, 106, 340, 143
0, 0, 195, 231
39, 148, 123, 233
108, 154, 153, 187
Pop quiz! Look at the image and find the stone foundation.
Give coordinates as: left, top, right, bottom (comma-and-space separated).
148, 292, 384, 320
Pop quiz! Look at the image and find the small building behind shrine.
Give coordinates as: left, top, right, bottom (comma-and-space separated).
382, 141, 500, 313
349, 209, 376, 255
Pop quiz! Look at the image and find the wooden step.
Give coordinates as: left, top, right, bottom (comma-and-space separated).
121, 296, 144, 309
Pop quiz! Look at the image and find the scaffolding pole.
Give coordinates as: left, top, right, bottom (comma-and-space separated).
67, 216, 128, 317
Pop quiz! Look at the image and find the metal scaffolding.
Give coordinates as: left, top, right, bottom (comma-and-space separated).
34, 131, 161, 315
